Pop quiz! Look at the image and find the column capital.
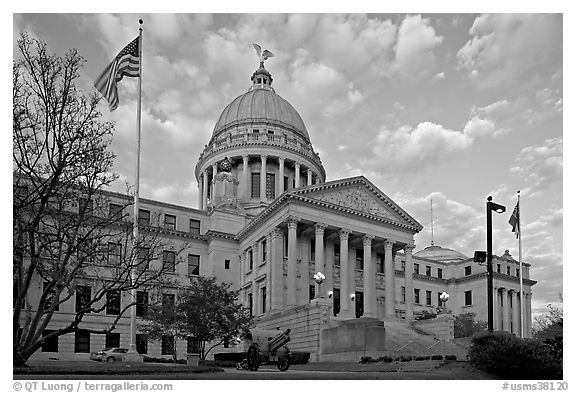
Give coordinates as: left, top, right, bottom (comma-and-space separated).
238, 252, 245, 262
363, 234, 375, 246
278, 156, 285, 163
251, 243, 258, 252
295, 162, 301, 168
339, 228, 352, 240
260, 154, 268, 160
404, 244, 415, 254
270, 228, 283, 240
384, 239, 394, 250
242, 154, 249, 161
315, 222, 328, 235
285, 215, 301, 229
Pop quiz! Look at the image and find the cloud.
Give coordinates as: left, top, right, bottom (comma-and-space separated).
463, 116, 506, 138
510, 138, 563, 190
457, 14, 562, 89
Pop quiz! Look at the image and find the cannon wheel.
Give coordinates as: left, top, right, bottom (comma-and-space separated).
247, 343, 260, 371
276, 358, 290, 371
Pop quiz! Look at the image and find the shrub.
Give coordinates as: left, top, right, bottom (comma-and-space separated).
468, 332, 562, 379
444, 355, 457, 361
201, 360, 238, 368
291, 351, 310, 364
431, 354, 443, 360
142, 356, 186, 364
213, 352, 246, 362
378, 356, 394, 363
360, 356, 377, 363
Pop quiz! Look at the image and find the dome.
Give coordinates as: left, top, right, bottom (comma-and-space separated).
414, 245, 468, 262
211, 87, 310, 143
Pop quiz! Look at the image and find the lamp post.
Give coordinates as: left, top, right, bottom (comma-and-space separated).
440, 292, 449, 313
486, 196, 506, 333
313, 272, 326, 299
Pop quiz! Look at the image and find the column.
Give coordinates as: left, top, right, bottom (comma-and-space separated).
314, 223, 327, 297
242, 155, 249, 200
270, 228, 284, 310
384, 240, 395, 318
238, 252, 245, 288
278, 157, 285, 194
338, 229, 351, 318
363, 234, 376, 318
198, 180, 203, 210
286, 216, 300, 307
511, 290, 519, 335
325, 239, 334, 300
307, 169, 312, 186
404, 245, 415, 321
252, 281, 258, 317
265, 233, 272, 312
260, 155, 267, 202
210, 163, 217, 202
525, 293, 532, 338
295, 163, 301, 188
493, 288, 500, 331
202, 170, 208, 210
502, 288, 510, 333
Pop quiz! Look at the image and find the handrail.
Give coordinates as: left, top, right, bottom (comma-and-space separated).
425, 339, 445, 371
393, 340, 414, 372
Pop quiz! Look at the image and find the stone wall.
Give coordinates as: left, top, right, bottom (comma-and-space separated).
411, 314, 455, 341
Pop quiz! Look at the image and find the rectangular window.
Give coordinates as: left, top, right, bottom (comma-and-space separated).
74, 330, 90, 353
516, 268, 520, 277
266, 173, 275, 199
136, 291, 149, 318
426, 266, 431, 276
161, 335, 175, 355
41, 330, 58, 352
224, 259, 230, 270
310, 238, 316, 261
507, 266, 511, 275
137, 247, 150, 271
497, 264, 501, 273
189, 219, 200, 235
267, 130, 274, 135
355, 291, 364, 318
334, 244, 340, 267
136, 334, 148, 354
401, 261, 406, 272
426, 290, 432, 306
109, 203, 124, 219
355, 248, 363, 270
251, 173, 260, 198
309, 285, 315, 301
284, 176, 289, 192
438, 292, 443, 306
465, 290, 473, 306
261, 239, 267, 262
414, 288, 421, 304
333, 288, 340, 317
438, 268, 443, 279
414, 263, 420, 275
162, 293, 175, 320
107, 242, 122, 265
248, 249, 253, 271
75, 285, 91, 313
106, 290, 121, 315
248, 293, 253, 316
401, 286, 406, 303
43, 282, 59, 311
187, 336, 201, 354
105, 332, 120, 348
465, 266, 472, 276
164, 214, 176, 230
163, 250, 176, 272
261, 286, 267, 313
376, 253, 384, 274
252, 129, 259, 133
138, 209, 151, 227
188, 254, 200, 276
79, 197, 93, 214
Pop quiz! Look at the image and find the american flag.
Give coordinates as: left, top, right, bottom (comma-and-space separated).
508, 201, 520, 238
94, 37, 140, 111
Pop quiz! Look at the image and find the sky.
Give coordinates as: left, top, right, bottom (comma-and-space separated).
12, 12, 565, 320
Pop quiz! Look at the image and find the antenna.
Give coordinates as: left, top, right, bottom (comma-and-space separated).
430, 199, 434, 246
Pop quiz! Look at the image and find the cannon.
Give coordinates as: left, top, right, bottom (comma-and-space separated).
240, 328, 292, 371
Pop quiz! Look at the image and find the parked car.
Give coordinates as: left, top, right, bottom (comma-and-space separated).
89, 347, 128, 362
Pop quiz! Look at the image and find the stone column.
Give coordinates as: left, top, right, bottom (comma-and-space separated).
286, 216, 300, 307
314, 223, 327, 297
494, 288, 500, 331
307, 169, 312, 186
242, 155, 249, 200
404, 245, 415, 321
211, 163, 217, 202
325, 239, 334, 301
278, 157, 285, 194
511, 290, 519, 335
260, 155, 267, 202
239, 252, 245, 288
198, 180, 203, 210
265, 233, 272, 312
363, 234, 376, 318
270, 228, 284, 310
502, 288, 510, 333
252, 281, 258, 317
295, 163, 301, 188
338, 229, 351, 318
202, 170, 208, 210
384, 240, 395, 319
525, 293, 532, 338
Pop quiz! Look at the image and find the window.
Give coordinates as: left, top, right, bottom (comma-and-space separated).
309, 285, 315, 301
136, 247, 150, 271
465, 290, 473, 306
266, 173, 275, 199
43, 282, 59, 311
437, 292, 443, 306
248, 293, 253, 316
497, 264, 501, 273
355, 248, 364, 270
261, 239, 267, 262
516, 268, 520, 277
41, 330, 58, 352
136, 291, 149, 318
414, 263, 420, 275
426, 290, 432, 306
310, 238, 316, 261
161, 335, 175, 355
162, 293, 175, 320
507, 266, 511, 275
333, 288, 340, 317
401, 286, 406, 303
79, 197, 93, 214
189, 219, 201, 235
109, 203, 124, 220
401, 261, 406, 272
376, 253, 384, 274
163, 250, 176, 272
164, 214, 176, 230
136, 334, 148, 354
465, 266, 472, 276
107, 242, 122, 265
224, 259, 230, 270
414, 289, 421, 304
106, 291, 120, 315
75, 285, 91, 313
333, 244, 340, 267
355, 291, 364, 318
74, 330, 90, 353
187, 336, 201, 354
248, 249, 253, 271
105, 332, 120, 348
284, 176, 289, 192
261, 286, 267, 313
438, 268, 443, 279
188, 254, 200, 276
251, 173, 260, 198
426, 266, 431, 276
138, 209, 151, 227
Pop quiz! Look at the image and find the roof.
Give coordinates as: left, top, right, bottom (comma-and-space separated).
414, 245, 468, 262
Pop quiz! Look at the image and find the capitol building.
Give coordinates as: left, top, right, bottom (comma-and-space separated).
24, 59, 536, 361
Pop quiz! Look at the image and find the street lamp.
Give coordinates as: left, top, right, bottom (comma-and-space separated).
440, 292, 449, 312
487, 196, 506, 333
313, 271, 326, 299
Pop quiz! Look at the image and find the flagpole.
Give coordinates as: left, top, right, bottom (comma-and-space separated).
517, 190, 525, 338
128, 19, 143, 361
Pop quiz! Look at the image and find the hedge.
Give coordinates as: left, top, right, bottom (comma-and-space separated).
213, 351, 310, 364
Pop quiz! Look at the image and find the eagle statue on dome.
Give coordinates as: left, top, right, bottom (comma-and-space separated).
253, 43, 274, 64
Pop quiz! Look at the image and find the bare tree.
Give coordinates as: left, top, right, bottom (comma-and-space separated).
13, 32, 185, 366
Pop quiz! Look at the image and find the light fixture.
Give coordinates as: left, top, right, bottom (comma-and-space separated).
486, 195, 506, 332
328, 290, 333, 298
350, 293, 355, 301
